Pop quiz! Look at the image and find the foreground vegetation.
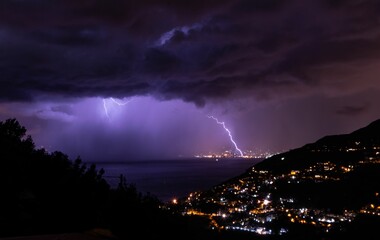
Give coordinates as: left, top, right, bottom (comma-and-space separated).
3, 118, 379, 240
0, 118, 219, 239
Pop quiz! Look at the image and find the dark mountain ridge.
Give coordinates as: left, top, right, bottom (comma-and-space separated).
176, 118, 380, 239
253, 118, 380, 174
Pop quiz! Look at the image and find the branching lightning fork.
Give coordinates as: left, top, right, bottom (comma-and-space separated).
208, 115, 244, 157
103, 98, 132, 118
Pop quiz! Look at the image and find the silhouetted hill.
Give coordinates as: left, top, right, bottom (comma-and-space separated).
176, 118, 380, 239
0, 118, 217, 240
253, 118, 380, 173
352, 118, 380, 136
313, 118, 380, 146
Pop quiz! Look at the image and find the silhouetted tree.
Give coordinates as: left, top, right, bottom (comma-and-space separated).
0, 119, 110, 236
0, 118, 217, 239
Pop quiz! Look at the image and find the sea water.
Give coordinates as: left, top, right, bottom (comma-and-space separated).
95, 158, 263, 203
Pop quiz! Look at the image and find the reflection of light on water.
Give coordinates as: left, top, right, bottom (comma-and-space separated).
216, 158, 219, 162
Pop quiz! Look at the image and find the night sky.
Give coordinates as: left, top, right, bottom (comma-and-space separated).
1, 0, 380, 161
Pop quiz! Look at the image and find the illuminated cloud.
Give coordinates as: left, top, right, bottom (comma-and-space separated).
0, 0, 380, 160
0, 0, 378, 106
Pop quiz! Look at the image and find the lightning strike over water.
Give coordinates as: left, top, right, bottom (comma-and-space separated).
103, 98, 132, 118
208, 116, 244, 157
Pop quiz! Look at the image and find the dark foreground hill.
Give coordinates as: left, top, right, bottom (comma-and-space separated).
3, 117, 380, 240
174, 118, 380, 240
0, 118, 223, 240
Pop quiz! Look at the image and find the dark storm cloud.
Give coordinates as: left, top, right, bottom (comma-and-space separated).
1, 0, 380, 105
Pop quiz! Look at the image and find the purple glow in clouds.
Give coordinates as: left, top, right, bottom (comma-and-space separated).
103, 98, 132, 118
0, 0, 380, 163
0, 96, 245, 161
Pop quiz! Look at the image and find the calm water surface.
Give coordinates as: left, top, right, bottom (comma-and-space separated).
95, 158, 263, 202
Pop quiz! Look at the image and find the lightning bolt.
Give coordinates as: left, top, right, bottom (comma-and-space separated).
208, 116, 244, 157
110, 98, 131, 106
103, 97, 132, 118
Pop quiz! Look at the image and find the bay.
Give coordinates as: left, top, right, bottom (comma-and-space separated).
94, 157, 263, 203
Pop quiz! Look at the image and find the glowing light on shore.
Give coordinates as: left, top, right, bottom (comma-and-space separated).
208, 116, 244, 157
